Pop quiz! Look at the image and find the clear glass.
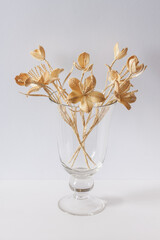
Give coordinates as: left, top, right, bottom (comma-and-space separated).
54, 102, 114, 216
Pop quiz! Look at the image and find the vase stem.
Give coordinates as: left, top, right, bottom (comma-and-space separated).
69, 175, 94, 200
58, 175, 106, 215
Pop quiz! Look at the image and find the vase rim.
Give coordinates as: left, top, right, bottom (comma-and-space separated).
49, 97, 117, 109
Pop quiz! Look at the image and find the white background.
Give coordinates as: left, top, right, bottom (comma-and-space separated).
0, 0, 160, 180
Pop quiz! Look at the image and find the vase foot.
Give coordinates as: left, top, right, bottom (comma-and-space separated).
58, 194, 106, 216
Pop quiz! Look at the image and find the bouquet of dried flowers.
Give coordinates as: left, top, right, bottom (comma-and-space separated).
15, 43, 146, 168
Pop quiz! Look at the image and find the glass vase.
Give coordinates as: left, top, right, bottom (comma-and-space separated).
53, 102, 114, 216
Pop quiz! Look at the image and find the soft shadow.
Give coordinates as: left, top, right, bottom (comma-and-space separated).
125, 185, 160, 204
101, 196, 124, 206
102, 185, 160, 206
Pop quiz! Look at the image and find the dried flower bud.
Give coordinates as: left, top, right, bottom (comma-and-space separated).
78, 52, 90, 69
15, 73, 31, 86
126, 55, 146, 76
30, 45, 45, 60
114, 43, 128, 60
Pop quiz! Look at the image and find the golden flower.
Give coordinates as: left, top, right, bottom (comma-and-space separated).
26, 70, 61, 95
106, 65, 121, 82
126, 55, 146, 76
114, 42, 128, 60
114, 80, 137, 110
74, 52, 93, 72
30, 45, 45, 60
67, 75, 105, 113
15, 73, 32, 86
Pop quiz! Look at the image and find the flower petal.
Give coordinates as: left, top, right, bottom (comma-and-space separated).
25, 78, 33, 87
87, 91, 105, 103
67, 91, 82, 103
114, 42, 119, 59
68, 78, 82, 94
80, 96, 93, 113
30, 46, 45, 60
51, 68, 64, 78
27, 86, 41, 95
84, 75, 96, 93
132, 65, 147, 78
116, 48, 128, 60
15, 73, 30, 86
84, 64, 93, 72
119, 80, 131, 93
109, 70, 121, 82
78, 52, 90, 69
123, 92, 137, 103
39, 45, 45, 59
126, 55, 139, 73
43, 71, 50, 84
73, 62, 82, 70
121, 100, 131, 110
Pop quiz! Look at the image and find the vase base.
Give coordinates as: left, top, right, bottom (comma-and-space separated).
58, 194, 106, 216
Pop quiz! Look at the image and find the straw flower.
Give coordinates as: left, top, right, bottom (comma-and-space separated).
26, 70, 61, 95
30, 45, 45, 60
15, 73, 32, 86
67, 75, 105, 112
74, 52, 93, 72
126, 55, 146, 76
106, 65, 121, 82
114, 80, 137, 110
114, 43, 128, 60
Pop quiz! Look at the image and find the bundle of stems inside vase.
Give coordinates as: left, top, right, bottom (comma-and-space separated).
15, 43, 147, 168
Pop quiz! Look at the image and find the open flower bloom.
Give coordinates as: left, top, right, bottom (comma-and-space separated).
15, 67, 64, 95
114, 80, 137, 110
67, 75, 105, 113
126, 55, 146, 76
114, 43, 128, 60
74, 52, 93, 72
30, 45, 45, 60
26, 70, 62, 95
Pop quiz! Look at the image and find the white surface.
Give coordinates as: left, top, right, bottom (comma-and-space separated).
0, 180, 160, 240
0, 0, 160, 180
